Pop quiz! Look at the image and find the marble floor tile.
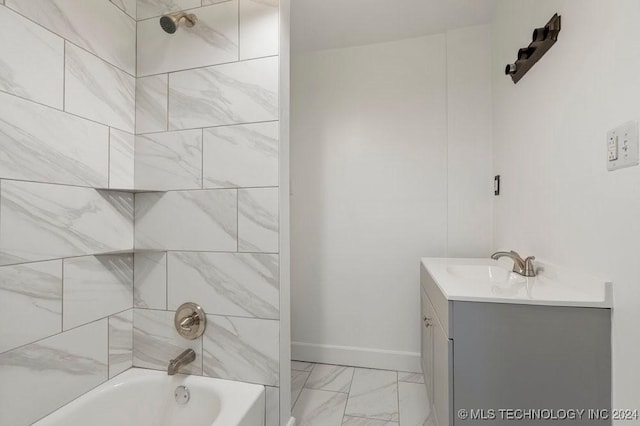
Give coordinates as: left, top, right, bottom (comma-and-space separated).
342, 416, 398, 426
344, 368, 399, 422
398, 381, 434, 426
292, 360, 315, 372
291, 369, 311, 408
305, 364, 354, 393
398, 372, 425, 384
292, 388, 348, 426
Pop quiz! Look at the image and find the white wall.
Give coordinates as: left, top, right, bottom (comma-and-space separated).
491, 0, 640, 418
291, 27, 492, 371
447, 26, 494, 257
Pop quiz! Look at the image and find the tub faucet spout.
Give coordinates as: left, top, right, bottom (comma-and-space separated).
167, 349, 196, 375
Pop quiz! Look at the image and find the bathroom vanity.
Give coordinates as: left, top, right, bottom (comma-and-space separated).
420, 258, 613, 426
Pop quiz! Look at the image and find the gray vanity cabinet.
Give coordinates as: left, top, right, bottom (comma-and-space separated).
420, 263, 612, 426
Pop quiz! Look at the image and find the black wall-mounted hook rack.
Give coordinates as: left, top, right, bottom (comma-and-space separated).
505, 13, 561, 84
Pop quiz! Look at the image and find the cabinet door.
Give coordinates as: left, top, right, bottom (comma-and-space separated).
433, 316, 451, 426
420, 288, 434, 404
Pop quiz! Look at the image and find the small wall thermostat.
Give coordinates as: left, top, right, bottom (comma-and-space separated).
607, 121, 639, 171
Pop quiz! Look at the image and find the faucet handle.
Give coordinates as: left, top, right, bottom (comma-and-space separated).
509, 250, 523, 260
523, 256, 536, 277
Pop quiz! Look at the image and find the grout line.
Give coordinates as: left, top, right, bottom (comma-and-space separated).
141, 54, 278, 79
62, 41, 66, 110
3, 3, 136, 78
0, 86, 134, 135
396, 371, 401, 425
0, 315, 114, 357
201, 128, 204, 188
341, 367, 356, 422
107, 316, 111, 378
137, 119, 279, 136
60, 258, 64, 333
107, 127, 112, 188
166, 74, 170, 131
236, 189, 240, 253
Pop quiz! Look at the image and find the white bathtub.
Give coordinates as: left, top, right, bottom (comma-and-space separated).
33, 369, 265, 426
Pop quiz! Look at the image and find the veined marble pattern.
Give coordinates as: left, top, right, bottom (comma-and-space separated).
0, 91, 109, 188
345, 368, 399, 422
135, 190, 237, 251
168, 56, 279, 130
167, 252, 279, 319
292, 360, 315, 372
135, 74, 168, 134
133, 308, 202, 375
398, 372, 425, 384
133, 251, 167, 309
135, 130, 202, 190
62, 254, 133, 330
203, 121, 279, 188
137, 2, 238, 76
5, 0, 135, 74
65, 43, 135, 132
137, 0, 200, 20
291, 362, 430, 426
305, 364, 355, 393
0, 320, 108, 426
293, 388, 349, 426
110, 0, 136, 19
240, 0, 279, 60
238, 188, 279, 253
0, 181, 134, 265
342, 417, 398, 425
109, 129, 135, 190
398, 381, 434, 426
0, 6, 63, 108
0, 260, 62, 353
203, 315, 279, 386
291, 369, 311, 408
265, 386, 280, 426
109, 309, 133, 378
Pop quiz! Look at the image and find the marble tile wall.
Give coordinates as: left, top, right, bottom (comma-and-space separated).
0, 0, 283, 423
0, 1, 135, 424
132, 1, 281, 425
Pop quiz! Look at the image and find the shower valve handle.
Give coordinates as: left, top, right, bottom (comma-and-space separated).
179, 313, 199, 331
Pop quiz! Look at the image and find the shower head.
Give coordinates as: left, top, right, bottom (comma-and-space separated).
160, 12, 197, 34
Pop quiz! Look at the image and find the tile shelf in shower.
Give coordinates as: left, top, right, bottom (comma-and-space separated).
97, 248, 166, 256
97, 187, 167, 193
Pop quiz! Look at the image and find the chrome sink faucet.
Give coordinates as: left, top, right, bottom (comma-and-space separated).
491, 250, 536, 277
167, 349, 196, 375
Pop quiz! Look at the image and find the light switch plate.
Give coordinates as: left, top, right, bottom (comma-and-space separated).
607, 121, 639, 171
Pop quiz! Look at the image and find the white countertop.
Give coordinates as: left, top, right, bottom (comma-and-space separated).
421, 257, 613, 308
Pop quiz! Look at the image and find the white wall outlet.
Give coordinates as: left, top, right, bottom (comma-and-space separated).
607, 121, 639, 171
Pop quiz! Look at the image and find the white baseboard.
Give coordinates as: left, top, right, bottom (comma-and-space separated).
291, 341, 421, 373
